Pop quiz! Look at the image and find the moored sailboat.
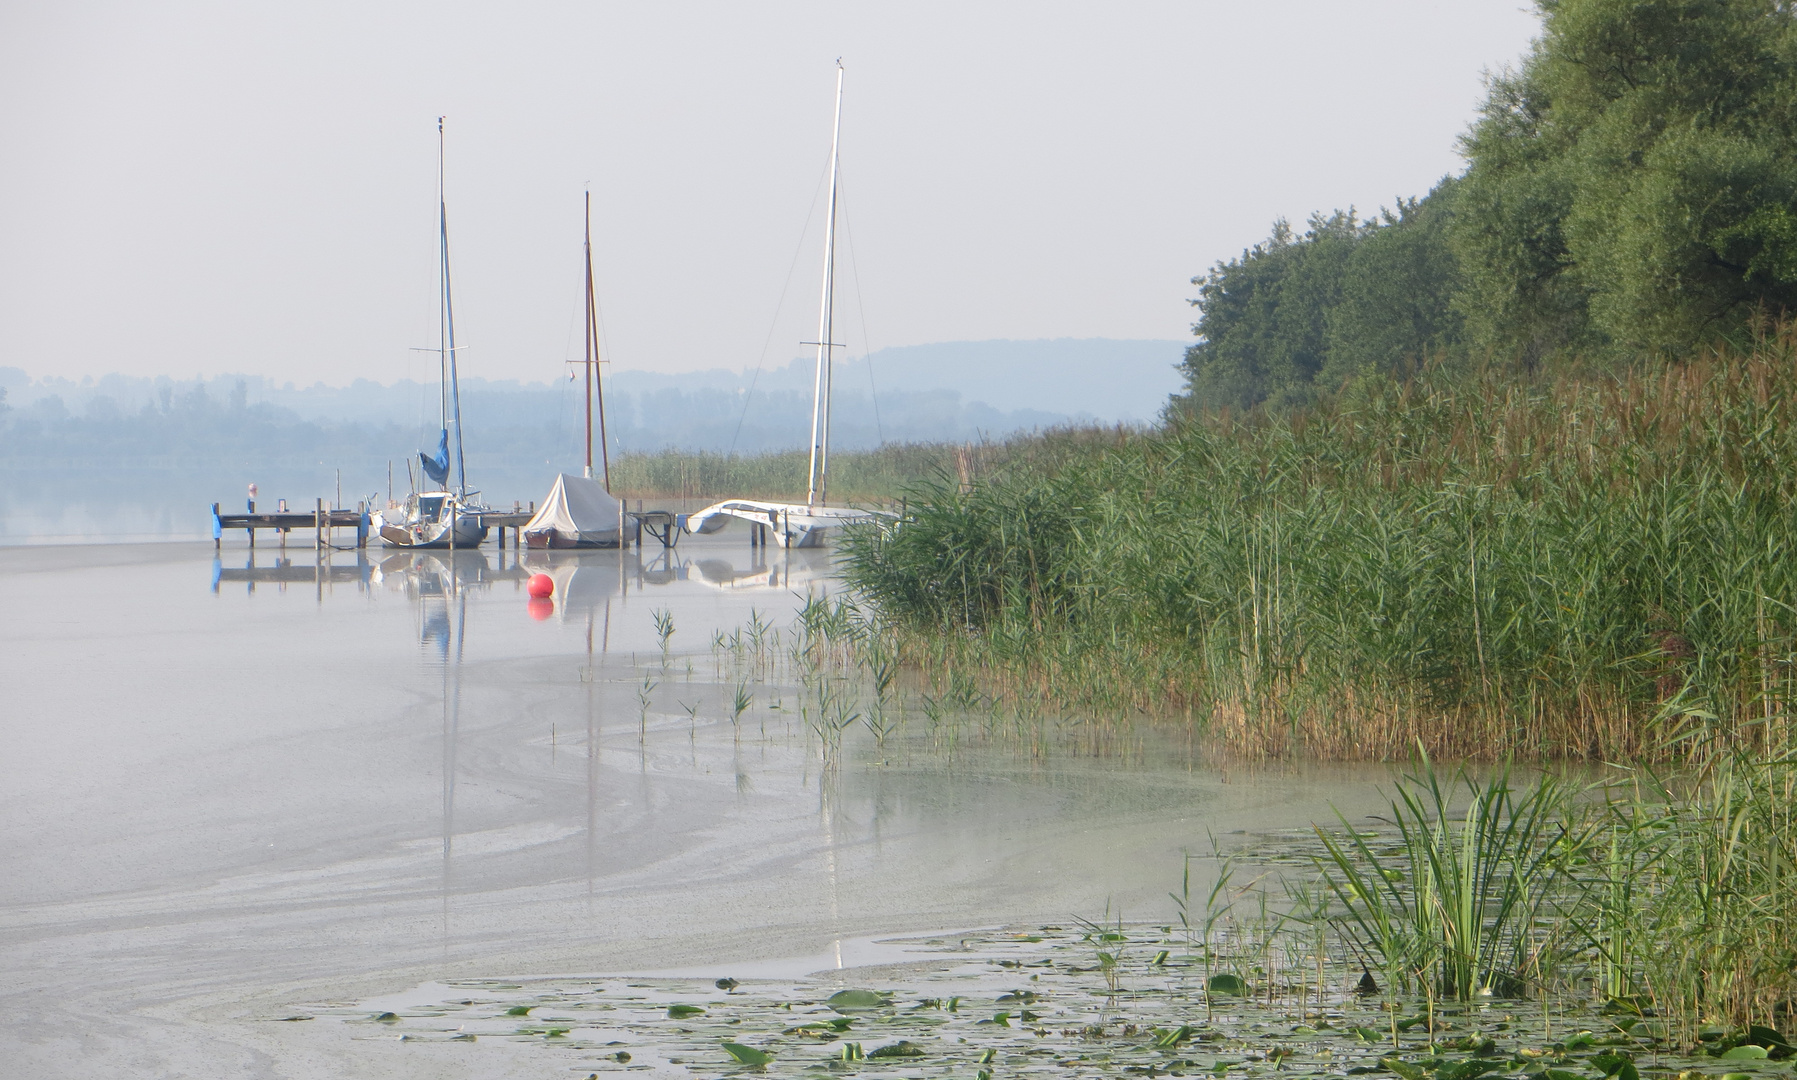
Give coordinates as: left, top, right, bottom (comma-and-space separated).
375, 117, 489, 549
685, 62, 889, 549
522, 192, 635, 549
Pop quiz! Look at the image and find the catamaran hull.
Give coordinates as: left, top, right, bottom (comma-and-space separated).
683, 500, 888, 549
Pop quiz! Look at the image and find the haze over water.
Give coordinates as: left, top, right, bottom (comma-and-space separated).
0, 535, 1389, 1077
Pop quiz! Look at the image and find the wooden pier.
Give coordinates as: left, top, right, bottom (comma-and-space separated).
475, 510, 533, 549
213, 500, 369, 550
210, 500, 676, 550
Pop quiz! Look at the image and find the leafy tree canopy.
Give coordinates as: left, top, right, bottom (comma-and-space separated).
1176, 0, 1797, 412
1455, 0, 1797, 361
1175, 181, 1463, 414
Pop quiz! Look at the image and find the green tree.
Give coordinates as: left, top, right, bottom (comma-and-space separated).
1454, 0, 1797, 360
1324, 179, 1467, 384
1175, 212, 1364, 413
1175, 189, 1464, 413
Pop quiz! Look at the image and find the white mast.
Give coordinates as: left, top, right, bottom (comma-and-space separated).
805, 61, 844, 510
437, 118, 450, 451
437, 116, 468, 496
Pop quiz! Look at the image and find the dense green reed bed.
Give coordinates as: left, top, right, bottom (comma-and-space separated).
841, 328, 1797, 762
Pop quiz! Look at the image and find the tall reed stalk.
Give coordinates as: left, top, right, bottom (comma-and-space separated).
1313, 753, 1572, 1001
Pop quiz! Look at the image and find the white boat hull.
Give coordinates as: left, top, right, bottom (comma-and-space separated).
373, 492, 488, 548
684, 499, 887, 549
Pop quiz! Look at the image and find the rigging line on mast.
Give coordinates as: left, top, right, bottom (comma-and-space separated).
586, 190, 613, 490
837, 178, 883, 446
587, 198, 614, 487
436, 117, 449, 451
727, 149, 833, 459
807, 60, 845, 510
443, 208, 467, 496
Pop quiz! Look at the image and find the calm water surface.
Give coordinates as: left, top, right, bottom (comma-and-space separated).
0, 536, 1392, 1079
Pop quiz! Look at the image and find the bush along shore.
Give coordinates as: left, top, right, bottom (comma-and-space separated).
841, 325, 1797, 763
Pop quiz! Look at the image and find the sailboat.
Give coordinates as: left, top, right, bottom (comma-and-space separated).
375, 117, 489, 550
521, 192, 635, 549
685, 62, 888, 549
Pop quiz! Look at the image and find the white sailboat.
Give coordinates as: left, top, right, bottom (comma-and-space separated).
685, 62, 889, 549
522, 192, 634, 549
376, 117, 489, 550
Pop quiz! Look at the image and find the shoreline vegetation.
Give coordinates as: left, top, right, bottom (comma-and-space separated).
757, 604, 1797, 1045
841, 328, 1797, 763
708, 603, 1797, 1044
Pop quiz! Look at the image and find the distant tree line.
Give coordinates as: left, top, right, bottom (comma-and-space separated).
1176, 0, 1797, 413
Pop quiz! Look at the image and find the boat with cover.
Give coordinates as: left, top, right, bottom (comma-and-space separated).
375, 118, 489, 549
522, 193, 634, 549
684, 62, 889, 549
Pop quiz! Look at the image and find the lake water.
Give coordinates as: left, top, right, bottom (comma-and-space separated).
0, 535, 1393, 1078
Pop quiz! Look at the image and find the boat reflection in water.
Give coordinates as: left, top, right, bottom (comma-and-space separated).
209, 537, 833, 612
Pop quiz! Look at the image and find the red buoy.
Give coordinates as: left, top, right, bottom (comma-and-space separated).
527, 597, 555, 621
527, 573, 554, 599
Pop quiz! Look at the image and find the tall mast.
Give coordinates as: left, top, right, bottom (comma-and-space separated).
583, 192, 594, 481
439, 117, 468, 495
805, 61, 844, 510
587, 192, 612, 490
436, 118, 450, 448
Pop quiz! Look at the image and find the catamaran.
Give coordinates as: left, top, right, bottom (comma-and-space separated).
375, 118, 489, 549
685, 62, 889, 549
521, 192, 634, 549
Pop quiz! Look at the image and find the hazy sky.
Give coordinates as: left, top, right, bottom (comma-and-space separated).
0, 2, 1540, 388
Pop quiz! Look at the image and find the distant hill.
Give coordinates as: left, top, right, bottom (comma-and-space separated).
0, 338, 1185, 540
0, 338, 1185, 455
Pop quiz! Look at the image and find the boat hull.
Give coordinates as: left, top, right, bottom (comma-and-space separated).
523, 528, 625, 550
373, 500, 489, 549
683, 499, 889, 548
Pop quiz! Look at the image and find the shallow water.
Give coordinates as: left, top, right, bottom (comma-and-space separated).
0, 536, 1396, 1078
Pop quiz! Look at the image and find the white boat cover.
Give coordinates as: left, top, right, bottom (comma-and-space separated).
522, 474, 626, 547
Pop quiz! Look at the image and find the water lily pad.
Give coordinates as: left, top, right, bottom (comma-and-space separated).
826, 989, 888, 1011
1206, 974, 1248, 996
1722, 1045, 1770, 1060
868, 1041, 926, 1058
722, 1042, 772, 1065
667, 1004, 706, 1018
1382, 1058, 1428, 1080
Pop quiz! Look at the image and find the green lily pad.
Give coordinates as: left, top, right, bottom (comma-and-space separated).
1206, 973, 1248, 996
826, 989, 888, 1011
1441, 1059, 1506, 1080
1382, 1057, 1428, 1080
1722, 1045, 1771, 1060
723, 1042, 772, 1065
667, 1004, 706, 1018
868, 1041, 926, 1058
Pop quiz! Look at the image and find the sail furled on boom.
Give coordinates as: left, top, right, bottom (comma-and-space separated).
420, 429, 450, 488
